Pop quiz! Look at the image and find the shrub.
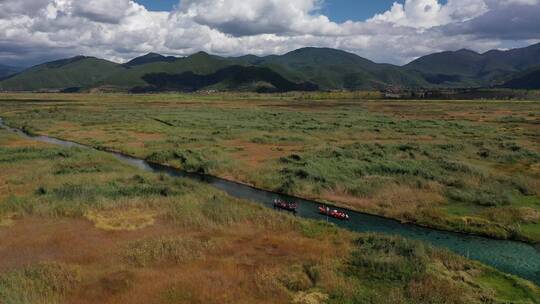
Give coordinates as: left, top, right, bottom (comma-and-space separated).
406, 276, 467, 304
146, 150, 175, 163
298, 220, 339, 239
0, 195, 35, 215
497, 116, 527, 123
147, 150, 216, 174
125, 237, 214, 267
53, 162, 105, 175
52, 183, 98, 202
446, 185, 512, 207
0, 147, 68, 163
347, 235, 429, 283
279, 265, 313, 291
0, 262, 81, 304
510, 175, 538, 196
201, 195, 255, 225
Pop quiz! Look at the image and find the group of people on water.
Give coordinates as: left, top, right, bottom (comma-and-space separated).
273, 199, 298, 212
318, 206, 350, 220
273, 199, 350, 220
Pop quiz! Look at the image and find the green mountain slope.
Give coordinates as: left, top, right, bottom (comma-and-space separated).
99, 52, 236, 88
133, 65, 318, 93
0, 56, 124, 91
407, 49, 484, 76
500, 68, 540, 89
97, 48, 427, 90
0, 64, 22, 79
1, 42, 539, 92
242, 47, 427, 89
406, 43, 540, 87
124, 53, 177, 67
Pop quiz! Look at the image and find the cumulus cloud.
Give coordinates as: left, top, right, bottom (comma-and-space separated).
444, 0, 540, 40
0, 0, 51, 18
72, 0, 136, 24
0, 0, 538, 67
368, 0, 488, 28
177, 0, 341, 36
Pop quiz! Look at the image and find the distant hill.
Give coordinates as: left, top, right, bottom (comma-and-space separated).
124, 53, 177, 67
0, 64, 22, 79
133, 65, 318, 93
500, 68, 540, 89
1, 43, 539, 92
406, 43, 540, 87
98, 52, 235, 89
232, 47, 428, 90
116, 48, 403, 91
0, 56, 124, 91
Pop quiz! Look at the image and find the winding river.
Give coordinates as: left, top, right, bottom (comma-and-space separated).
1, 118, 539, 285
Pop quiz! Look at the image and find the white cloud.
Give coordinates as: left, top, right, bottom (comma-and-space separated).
0, 0, 538, 67
176, 0, 341, 36
0, 0, 51, 18
72, 0, 135, 24
499, 0, 539, 4
368, 0, 488, 28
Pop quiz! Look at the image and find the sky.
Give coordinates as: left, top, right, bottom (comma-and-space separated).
134, 0, 416, 22
0, 0, 538, 67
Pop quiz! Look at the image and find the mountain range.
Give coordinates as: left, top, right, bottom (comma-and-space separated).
1, 43, 539, 92
0, 64, 23, 80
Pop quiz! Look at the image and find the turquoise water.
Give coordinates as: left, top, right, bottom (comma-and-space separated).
1, 118, 539, 285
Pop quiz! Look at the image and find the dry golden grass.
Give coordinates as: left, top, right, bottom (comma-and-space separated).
226, 139, 303, 169
0, 216, 353, 304
317, 182, 445, 221
0, 213, 17, 227
84, 208, 158, 231
292, 291, 329, 304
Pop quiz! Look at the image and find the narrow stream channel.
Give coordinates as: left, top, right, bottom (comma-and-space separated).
1, 118, 539, 285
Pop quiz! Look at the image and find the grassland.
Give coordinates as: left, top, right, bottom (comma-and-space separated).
1, 120, 539, 303
1, 93, 538, 243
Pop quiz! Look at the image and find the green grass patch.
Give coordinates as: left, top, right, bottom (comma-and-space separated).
477, 270, 540, 303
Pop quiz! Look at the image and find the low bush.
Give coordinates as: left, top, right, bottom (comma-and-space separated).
347, 235, 429, 283
279, 264, 313, 291
298, 220, 339, 239
201, 195, 256, 225
125, 237, 215, 267
146, 149, 216, 173
510, 175, 538, 196
406, 276, 467, 304
0, 262, 81, 304
0, 195, 35, 215
0, 147, 70, 163
446, 185, 512, 207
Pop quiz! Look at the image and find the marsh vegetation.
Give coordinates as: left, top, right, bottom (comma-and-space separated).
1, 93, 538, 243
0, 127, 538, 303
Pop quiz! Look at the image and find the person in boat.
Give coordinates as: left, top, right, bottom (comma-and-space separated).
319, 206, 349, 220
274, 199, 297, 211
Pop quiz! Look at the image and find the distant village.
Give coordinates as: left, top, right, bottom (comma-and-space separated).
381, 87, 539, 100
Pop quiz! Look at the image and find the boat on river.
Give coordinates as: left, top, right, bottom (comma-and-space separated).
273, 199, 298, 212
318, 206, 350, 220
